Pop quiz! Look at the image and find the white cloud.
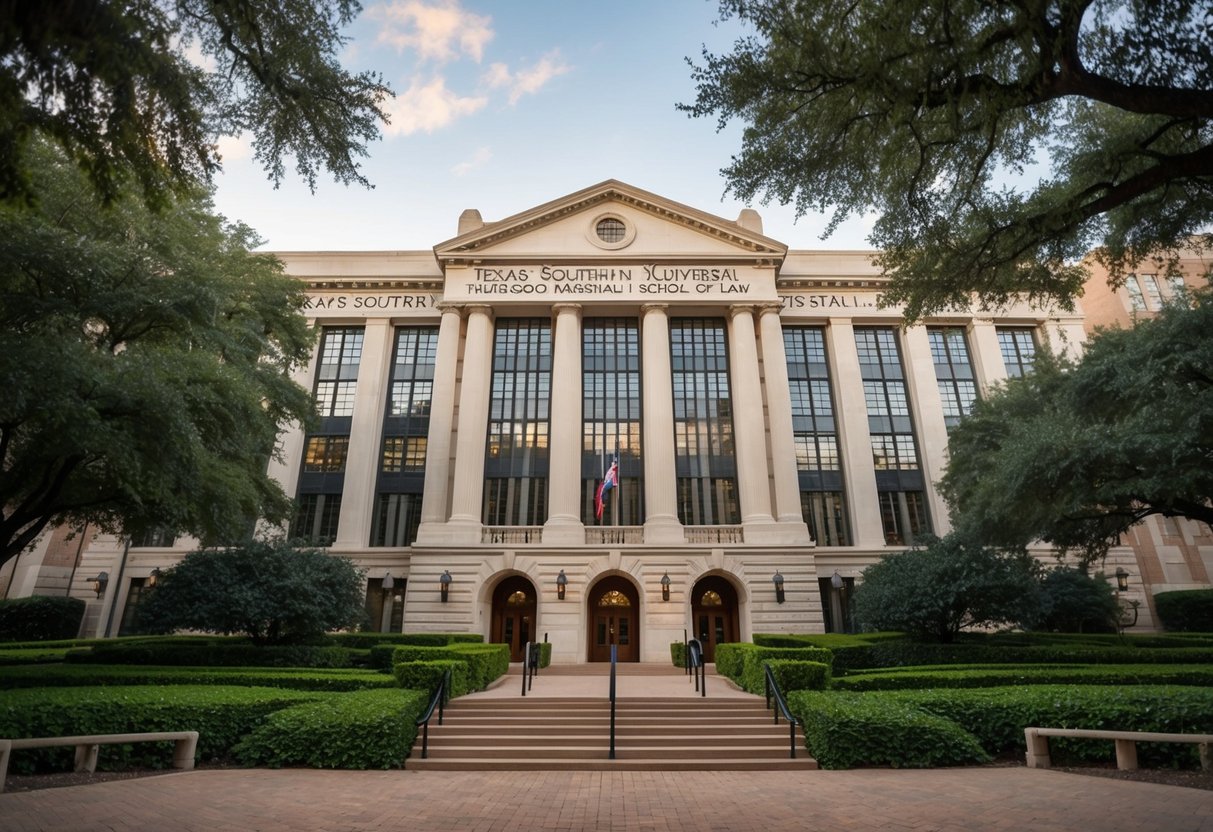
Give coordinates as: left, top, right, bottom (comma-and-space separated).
482, 51, 571, 105
452, 146, 492, 176
383, 76, 487, 135
368, 0, 493, 63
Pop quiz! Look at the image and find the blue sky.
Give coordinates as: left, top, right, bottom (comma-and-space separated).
211, 0, 877, 252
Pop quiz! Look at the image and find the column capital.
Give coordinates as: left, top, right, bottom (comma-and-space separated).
551, 302, 583, 317
435, 301, 464, 315
728, 303, 758, 320
640, 303, 669, 316
755, 301, 785, 317
464, 303, 494, 320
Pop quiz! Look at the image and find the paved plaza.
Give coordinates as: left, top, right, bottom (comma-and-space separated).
2, 767, 1211, 831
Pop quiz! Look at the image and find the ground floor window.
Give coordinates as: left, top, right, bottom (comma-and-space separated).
371, 493, 422, 547
801, 491, 850, 546
294, 493, 341, 545
878, 490, 930, 545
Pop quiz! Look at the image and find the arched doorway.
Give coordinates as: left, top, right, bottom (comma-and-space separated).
491, 575, 537, 662
587, 575, 639, 662
691, 575, 739, 663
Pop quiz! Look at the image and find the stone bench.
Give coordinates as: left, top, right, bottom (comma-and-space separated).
1024, 727, 1212, 772
0, 731, 198, 792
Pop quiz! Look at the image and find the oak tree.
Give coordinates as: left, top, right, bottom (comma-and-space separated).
683, 0, 1213, 320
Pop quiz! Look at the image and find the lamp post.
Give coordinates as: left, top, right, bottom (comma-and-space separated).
661, 572, 671, 602
439, 570, 452, 603
1113, 567, 1139, 632
772, 571, 785, 604
556, 570, 568, 601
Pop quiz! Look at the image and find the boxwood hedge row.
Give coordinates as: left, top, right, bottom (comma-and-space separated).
0, 685, 322, 773
765, 659, 831, 693
390, 643, 510, 692
0, 664, 398, 691
327, 632, 484, 649
234, 688, 428, 769
65, 643, 363, 668
393, 659, 470, 699
714, 643, 833, 693
832, 664, 1213, 691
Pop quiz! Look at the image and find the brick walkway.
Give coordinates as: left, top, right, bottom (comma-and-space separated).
2, 768, 1211, 831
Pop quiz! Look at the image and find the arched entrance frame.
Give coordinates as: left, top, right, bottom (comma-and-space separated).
479, 569, 542, 662
685, 567, 751, 653
585, 570, 644, 662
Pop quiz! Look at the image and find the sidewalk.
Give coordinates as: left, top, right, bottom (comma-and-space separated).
471, 662, 755, 699
2, 768, 1210, 831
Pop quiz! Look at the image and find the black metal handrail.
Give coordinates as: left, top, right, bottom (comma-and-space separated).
763, 663, 802, 759
608, 644, 617, 760
687, 638, 706, 697
520, 641, 539, 696
415, 666, 452, 760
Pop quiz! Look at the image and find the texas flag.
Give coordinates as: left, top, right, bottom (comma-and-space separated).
594, 455, 619, 520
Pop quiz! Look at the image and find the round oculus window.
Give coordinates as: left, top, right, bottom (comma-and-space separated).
595, 217, 627, 244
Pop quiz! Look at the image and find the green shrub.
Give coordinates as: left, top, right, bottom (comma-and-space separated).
766, 660, 831, 692
715, 644, 834, 693
0, 595, 86, 641
389, 643, 509, 692
1154, 589, 1213, 633
0, 664, 398, 691
392, 660, 470, 699
0, 685, 320, 773
537, 641, 552, 668
832, 641, 1213, 671
328, 632, 484, 649
1036, 568, 1120, 633
670, 642, 686, 667
887, 685, 1213, 767
787, 690, 990, 769
0, 648, 73, 665
65, 642, 361, 668
234, 688, 428, 769
832, 664, 1213, 691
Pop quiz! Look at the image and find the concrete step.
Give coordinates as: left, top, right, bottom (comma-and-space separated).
406, 757, 818, 772
430, 724, 786, 738
424, 743, 793, 760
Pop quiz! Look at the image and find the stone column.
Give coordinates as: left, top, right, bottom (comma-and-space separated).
641, 304, 683, 544
967, 318, 1008, 394
544, 303, 585, 544
757, 303, 812, 542
901, 326, 951, 536
826, 319, 885, 548
416, 303, 464, 542
334, 318, 392, 548
727, 305, 776, 532
446, 305, 494, 538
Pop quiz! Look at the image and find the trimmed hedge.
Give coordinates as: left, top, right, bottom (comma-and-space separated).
884, 685, 1213, 767
65, 642, 362, 668
828, 642, 1213, 673
1154, 590, 1213, 633
766, 659, 831, 693
832, 664, 1213, 692
787, 690, 990, 770
670, 642, 686, 667
0, 685, 321, 774
0, 648, 73, 665
393, 659, 470, 699
0, 595, 85, 641
714, 644, 834, 693
390, 643, 510, 692
0, 664, 399, 691
329, 632, 484, 649
234, 688, 428, 769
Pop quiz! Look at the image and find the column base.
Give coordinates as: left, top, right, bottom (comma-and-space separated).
415, 520, 482, 546
541, 518, 586, 546
643, 517, 686, 545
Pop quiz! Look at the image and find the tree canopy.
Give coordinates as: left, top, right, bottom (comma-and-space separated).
0, 0, 391, 206
852, 533, 1043, 642
0, 140, 315, 569
135, 539, 366, 644
683, 0, 1213, 320
940, 292, 1213, 565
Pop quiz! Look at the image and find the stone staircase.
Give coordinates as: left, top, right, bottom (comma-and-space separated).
406, 692, 817, 771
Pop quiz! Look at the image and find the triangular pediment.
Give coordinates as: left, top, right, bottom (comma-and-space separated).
433, 180, 787, 265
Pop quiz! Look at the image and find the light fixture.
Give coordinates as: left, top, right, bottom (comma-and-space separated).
89, 571, 109, 599
382, 571, 395, 593
661, 572, 671, 602
772, 571, 786, 604
1115, 567, 1130, 593
556, 569, 568, 601
831, 570, 844, 591
147, 568, 162, 588
440, 570, 452, 603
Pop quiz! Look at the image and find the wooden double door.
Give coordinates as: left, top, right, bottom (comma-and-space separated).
691, 575, 739, 663
587, 575, 639, 662
491, 576, 537, 662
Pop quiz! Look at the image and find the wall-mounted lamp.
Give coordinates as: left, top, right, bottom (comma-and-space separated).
89, 571, 109, 599
439, 570, 452, 603
147, 568, 162, 588
661, 572, 671, 602
556, 569, 568, 601
830, 570, 844, 591
1115, 567, 1130, 593
382, 571, 395, 593
772, 570, 786, 604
